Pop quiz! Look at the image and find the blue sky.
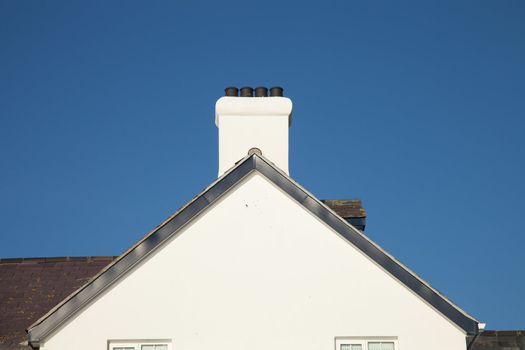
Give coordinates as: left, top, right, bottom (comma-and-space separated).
1, 1, 524, 329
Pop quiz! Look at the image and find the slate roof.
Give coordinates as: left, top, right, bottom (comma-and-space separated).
321, 199, 366, 231
0, 257, 116, 350
25, 154, 479, 347
470, 331, 525, 350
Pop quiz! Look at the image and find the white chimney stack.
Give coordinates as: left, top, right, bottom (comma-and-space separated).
215, 87, 293, 176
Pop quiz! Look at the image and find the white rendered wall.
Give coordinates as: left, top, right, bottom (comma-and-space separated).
216, 97, 292, 175
41, 173, 466, 350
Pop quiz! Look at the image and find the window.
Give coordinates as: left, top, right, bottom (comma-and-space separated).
367, 342, 395, 350
109, 341, 171, 350
336, 337, 397, 350
140, 346, 168, 350
341, 345, 363, 350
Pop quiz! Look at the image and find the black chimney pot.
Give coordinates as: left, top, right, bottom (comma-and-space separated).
240, 87, 254, 97
270, 86, 284, 97
225, 87, 239, 96
255, 87, 268, 97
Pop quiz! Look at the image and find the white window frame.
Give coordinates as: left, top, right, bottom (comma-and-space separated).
336, 336, 398, 350
109, 340, 172, 350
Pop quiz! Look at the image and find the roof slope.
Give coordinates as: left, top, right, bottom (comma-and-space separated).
27, 155, 480, 347
470, 330, 525, 350
0, 257, 115, 350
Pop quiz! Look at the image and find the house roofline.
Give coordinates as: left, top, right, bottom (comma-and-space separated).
27, 154, 479, 347
0, 256, 117, 264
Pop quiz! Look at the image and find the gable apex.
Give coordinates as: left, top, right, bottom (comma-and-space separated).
27, 155, 479, 347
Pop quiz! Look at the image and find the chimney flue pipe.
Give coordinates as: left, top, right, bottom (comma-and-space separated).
270, 86, 284, 97
240, 87, 254, 97
255, 87, 268, 97
225, 87, 239, 96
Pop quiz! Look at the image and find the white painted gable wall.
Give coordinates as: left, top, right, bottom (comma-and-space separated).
41, 173, 466, 350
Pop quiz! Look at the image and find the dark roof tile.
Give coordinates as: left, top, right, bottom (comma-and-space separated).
471, 330, 525, 350
0, 257, 116, 349
322, 199, 366, 218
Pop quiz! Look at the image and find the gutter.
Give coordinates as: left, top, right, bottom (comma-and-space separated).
467, 323, 486, 349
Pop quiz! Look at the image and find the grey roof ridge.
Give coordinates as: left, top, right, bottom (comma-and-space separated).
27, 154, 480, 347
